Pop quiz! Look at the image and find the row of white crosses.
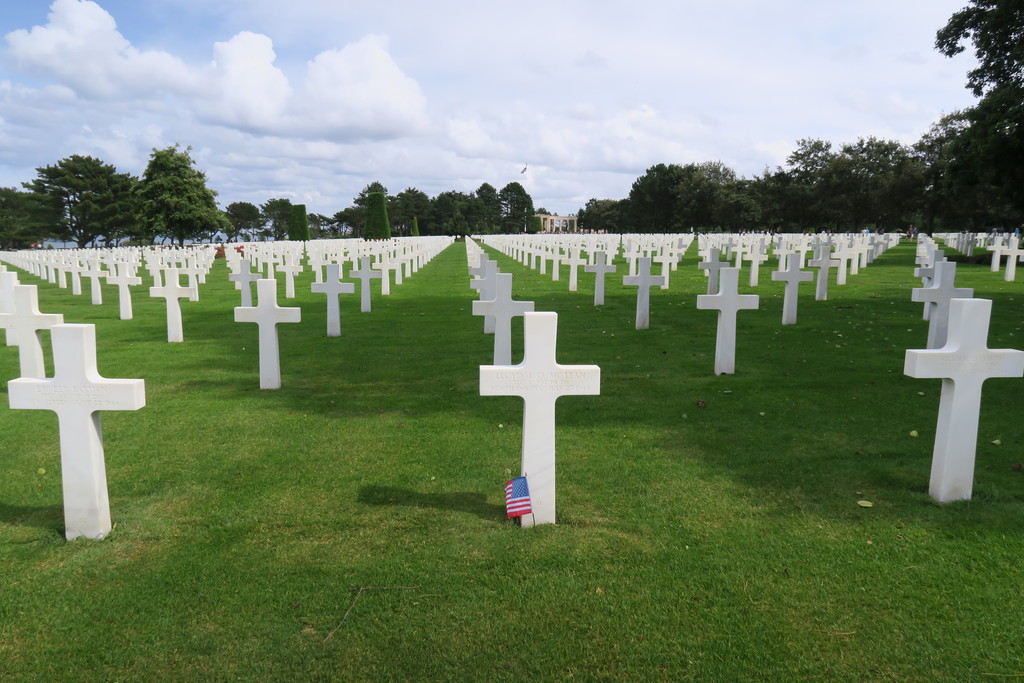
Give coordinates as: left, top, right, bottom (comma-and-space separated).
468, 239, 602, 527
0, 239, 453, 539
933, 232, 1024, 282
227, 238, 454, 388
475, 233, 1024, 508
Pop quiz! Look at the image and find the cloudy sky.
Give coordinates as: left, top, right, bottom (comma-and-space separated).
0, 0, 978, 217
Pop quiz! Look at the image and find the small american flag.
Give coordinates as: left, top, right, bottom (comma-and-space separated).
505, 477, 533, 519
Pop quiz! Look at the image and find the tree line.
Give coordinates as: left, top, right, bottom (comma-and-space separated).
576, 127, 1005, 235
0, 146, 539, 248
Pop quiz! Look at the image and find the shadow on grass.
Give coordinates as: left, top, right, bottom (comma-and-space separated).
0, 502, 63, 533
357, 485, 504, 520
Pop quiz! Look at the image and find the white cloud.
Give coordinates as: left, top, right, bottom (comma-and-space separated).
4, 0, 199, 98
4, 2, 427, 142
199, 31, 292, 131
299, 35, 428, 138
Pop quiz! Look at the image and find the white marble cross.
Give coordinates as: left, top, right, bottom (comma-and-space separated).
480, 312, 600, 527
234, 278, 301, 389
905, 298, 1024, 502
1003, 237, 1024, 282
549, 250, 561, 281
82, 260, 108, 305
472, 272, 535, 365
770, 253, 813, 325
278, 254, 303, 299
311, 263, 355, 337
698, 247, 726, 294
1, 270, 22, 347
8, 323, 145, 540
987, 240, 1006, 273
584, 251, 616, 306
696, 267, 759, 375
149, 267, 196, 343
911, 261, 973, 349
744, 246, 769, 287
470, 258, 499, 333
228, 258, 260, 307
563, 249, 586, 292
654, 249, 678, 290
0, 284, 64, 378
808, 247, 840, 301
623, 257, 665, 330
67, 257, 84, 296
373, 254, 396, 296
178, 260, 205, 302
350, 256, 383, 313
107, 262, 142, 320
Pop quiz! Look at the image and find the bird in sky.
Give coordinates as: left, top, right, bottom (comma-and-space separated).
521, 164, 528, 174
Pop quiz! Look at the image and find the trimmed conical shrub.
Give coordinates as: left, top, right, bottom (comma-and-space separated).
364, 192, 391, 240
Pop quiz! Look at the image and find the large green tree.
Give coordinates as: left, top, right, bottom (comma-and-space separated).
936, 0, 1024, 97
625, 163, 688, 233
577, 198, 625, 233
826, 137, 924, 231
0, 187, 56, 249
428, 190, 473, 236
308, 212, 332, 238
223, 201, 262, 242
391, 187, 430, 236
497, 181, 534, 233
474, 182, 502, 233
25, 154, 139, 247
260, 198, 294, 241
936, 1, 1024, 218
138, 146, 229, 246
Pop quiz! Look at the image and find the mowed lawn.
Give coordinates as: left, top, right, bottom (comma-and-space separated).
1, 238, 1022, 680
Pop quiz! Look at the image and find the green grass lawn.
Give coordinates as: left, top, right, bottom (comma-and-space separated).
1, 238, 1022, 680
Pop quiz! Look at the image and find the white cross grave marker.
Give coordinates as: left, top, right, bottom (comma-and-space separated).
808, 247, 840, 301
1003, 237, 1024, 282
373, 255, 395, 296
770, 253, 813, 325
228, 258, 260, 308
0, 270, 18, 347
563, 249, 586, 292
472, 272, 534, 365
480, 312, 600, 527
905, 298, 1024, 502
623, 257, 665, 330
584, 251, 616, 306
696, 267, 759, 375
82, 260, 107, 305
470, 258, 499, 333
8, 323, 145, 540
911, 261, 973, 349
745, 246, 769, 287
278, 255, 303, 299
0, 284, 64, 378
311, 263, 355, 337
234, 278, 301, 389
698, 247, 726, 294
149, 267, 195, 343
107, 262, 142, 320
350, 257, 383, 313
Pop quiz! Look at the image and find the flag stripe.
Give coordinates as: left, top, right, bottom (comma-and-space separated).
505, 477, 532, 519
